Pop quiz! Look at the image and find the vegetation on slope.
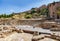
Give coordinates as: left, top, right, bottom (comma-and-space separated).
0, 7, 49, 19
0, 14, 14, 18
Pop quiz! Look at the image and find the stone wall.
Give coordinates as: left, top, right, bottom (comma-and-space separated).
48, 2, 60, 19
0, 19, 42, 26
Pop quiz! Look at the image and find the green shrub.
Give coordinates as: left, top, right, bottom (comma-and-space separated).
25, 14, 32, 19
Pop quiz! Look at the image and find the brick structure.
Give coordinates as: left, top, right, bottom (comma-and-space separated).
48, 2, 60, 19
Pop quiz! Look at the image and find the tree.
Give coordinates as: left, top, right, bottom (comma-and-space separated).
52, 1, 55, 5
31, 8, 36, 14
0, 13, 14, 18
56, 7, 60, 15
40, 8, 49, 17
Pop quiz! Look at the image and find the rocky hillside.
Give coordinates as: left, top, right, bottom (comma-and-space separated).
12, 5, 48, 19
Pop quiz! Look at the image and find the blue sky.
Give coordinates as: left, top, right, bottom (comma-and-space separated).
0, 0, 60, 14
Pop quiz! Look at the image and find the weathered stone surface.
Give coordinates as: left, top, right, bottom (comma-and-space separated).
39, 38, 57, 41
0, 32, 33, 41
5, 33, 24, 41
